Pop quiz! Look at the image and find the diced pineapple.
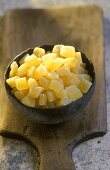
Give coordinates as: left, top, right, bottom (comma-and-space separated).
25, 54, 41, 67
56, 98, 72, 106
49, 79, 64, 92
80, 63, 86, 68
17, 63, 29, 76
27, 66, 36, 78
19, 54, 28, 65
28, 78, 38, 89
46, 90, 56, 102
78, 74, 92, 82
52, 44, 64, 55
50, 58, 64, 72
38, 93, 47, 106
28, 87, 44, 98
78, 66, 88, 74
11, 88, 17, 94
70, 58, 80, 74
45, 72, 59, 80
64, 58, 75, 68
55, 90, 66, 99
6, 76, 19, 88
71, 73, 80, 87
21, 95, 35, 107
9, 61, 18, 77
42, 53, 57, 69
60, 46, 75, 58
79, 78, 92, 93
33, 47, 45, 57
35, 64, 47, 80
14, 90, 28, 100
15, 77, 29, 90
65, 85, 83, 100
57, 66, 71, 77
39, 77, 50, 90
75, 52, 82, 64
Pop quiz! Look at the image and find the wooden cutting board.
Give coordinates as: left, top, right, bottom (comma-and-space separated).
0, 6, 107, 170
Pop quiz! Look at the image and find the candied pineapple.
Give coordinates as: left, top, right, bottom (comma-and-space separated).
33, 47, 45, 57
9, 61, 18, 77
28, 78, 38, 88
50, 58, 64, 72
56, 98, 72, 106
49, 79, 64, 92
46, 72, 59, 80
27, 66, 36, 78
28, 86, 44, 98
25, 54, 41, 67
46, 91, 56, 102
15, 77, 29, 90
60, 46, 75, 58
42, 53, 57, 69
78, 66, 88, 74
14, 90, 29, 100
57, 66, 71, 77
78, 74, 92, 82
52, 44, 64, 55
39, 77, 50, 90
21, 95, 35, 107
17, 63, 29, 76
6, 76, 19, 88
65, 85, 83, 100
79, 78, 92, 93
35, 64, 47, 80
75, 52, 82, 64
38, 93, 47, 106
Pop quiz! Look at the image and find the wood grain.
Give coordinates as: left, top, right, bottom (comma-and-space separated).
0, 6, 107, 170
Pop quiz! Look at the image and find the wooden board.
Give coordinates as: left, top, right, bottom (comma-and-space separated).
0, 6, 107, 170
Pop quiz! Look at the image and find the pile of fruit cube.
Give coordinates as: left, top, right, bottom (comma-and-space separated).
6, 45, 92, 108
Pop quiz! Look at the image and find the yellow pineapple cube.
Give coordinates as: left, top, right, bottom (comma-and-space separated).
56, 98, 72, 106
78, 74, 92, 82
64, 58, 75, 68
21, 96, 35, 107
39, 77, 50, 90
50, 58, 64, 72
79, 78, 92, 93
71, 73, 80, 87
25, 54, 41, 67
65, 85, 83, 100
38, 93, 47, 106
75, 52, 82, 64
42, 53, 57, 69
49, 79, 64, 92
52, 44, 64, 55
15, 77, 29, 90
46, 90, 56, 102
28, 78, 38, 89
19, 54, 28, 65
57, 66, 71, 77
35, 64, 47, 80
9, 61, 18, 77
27, 66, 36, 78
60, 46, 75, 58
6, 76, 19, 88
78, 66, 88, 74
33, 47, 45, 57
28, 86, 44, 98
14, 90, 28, 100
17, 63, 29, 76
55, 90, 66, 99
45, 72, 59, 80
70, 58, 80, 74
11, 88, 17, 94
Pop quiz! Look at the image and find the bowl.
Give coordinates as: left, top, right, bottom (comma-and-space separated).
4, 45, 96, 124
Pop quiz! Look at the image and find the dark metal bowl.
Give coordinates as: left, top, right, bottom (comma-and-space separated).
4, 45, 96, 124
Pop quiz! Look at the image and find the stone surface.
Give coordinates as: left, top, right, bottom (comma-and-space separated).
0, 0, 110, 170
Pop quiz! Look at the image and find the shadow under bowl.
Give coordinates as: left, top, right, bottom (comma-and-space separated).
4, 45, 96, 124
